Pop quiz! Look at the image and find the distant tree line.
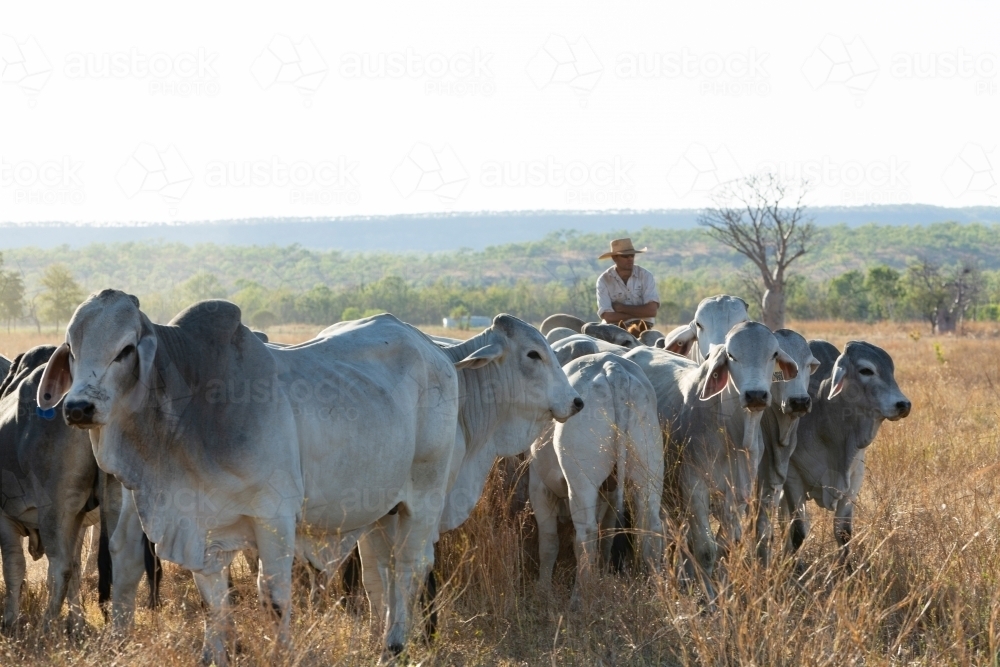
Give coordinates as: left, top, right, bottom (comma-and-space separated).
2, 246, 999, 335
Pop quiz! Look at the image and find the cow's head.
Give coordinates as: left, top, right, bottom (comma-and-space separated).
581, 322, 641, 349
772, 329, 820, 416
828, 341, 910, 424
453, 314, 583, 425
37, 289, 155, 429
664, 294, 749, 360
698, 321, 798, 411
639, 329, 664, 347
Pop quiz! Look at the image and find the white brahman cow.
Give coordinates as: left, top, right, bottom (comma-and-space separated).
529, 352, 663, 606
661, 295, 749, 360
38, 291, 465, 663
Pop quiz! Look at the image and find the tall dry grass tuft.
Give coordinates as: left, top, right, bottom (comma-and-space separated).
0, 321, 998, 664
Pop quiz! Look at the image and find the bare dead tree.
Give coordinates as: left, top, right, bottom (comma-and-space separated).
698, 172, 815, 330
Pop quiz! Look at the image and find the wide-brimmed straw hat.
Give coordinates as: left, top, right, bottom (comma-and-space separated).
598, 237, 647, 260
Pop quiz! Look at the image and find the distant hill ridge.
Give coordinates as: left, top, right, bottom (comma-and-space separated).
2, 221, 998, 300
2, 205, 1000, 251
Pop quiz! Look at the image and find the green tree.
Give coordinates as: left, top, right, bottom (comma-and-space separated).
181, 271, 228, 303
864, 265, 902, 320
0, 255, 26, 332
39, 264, 85, 332
826, 270, 870, 321
341, 306, 362, 321
250, 309, 277, 330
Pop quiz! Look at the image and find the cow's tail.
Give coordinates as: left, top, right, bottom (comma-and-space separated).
97, 519, 112, 614
143, 534, 163, 609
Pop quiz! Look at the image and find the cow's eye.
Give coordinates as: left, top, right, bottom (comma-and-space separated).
773, 352, 778, 359
527, 350, 542, 361
114, 345, 135, 362
859, 367, 875, 376
696, 322, 703, 330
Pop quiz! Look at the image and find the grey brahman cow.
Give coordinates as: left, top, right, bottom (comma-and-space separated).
580, 322, 642, 349
623, 322, 798, 603
0, 346, 126, 631
754, 330, 820, 565
783, 340, 910, 564
540, 313, 585, 335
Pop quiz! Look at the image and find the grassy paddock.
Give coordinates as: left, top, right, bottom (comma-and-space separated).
0, 320, 998, 665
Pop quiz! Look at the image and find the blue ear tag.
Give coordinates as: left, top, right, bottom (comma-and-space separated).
36, 406, 56, 420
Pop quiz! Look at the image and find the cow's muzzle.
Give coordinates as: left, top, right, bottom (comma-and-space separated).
743, 390, 769, 411
553, 396, 585, 423
888, 399, 911, 421
64, 400, 97, 428
783, 396, 811, 415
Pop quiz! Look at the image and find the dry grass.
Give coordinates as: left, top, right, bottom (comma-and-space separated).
0, 319, 998, 665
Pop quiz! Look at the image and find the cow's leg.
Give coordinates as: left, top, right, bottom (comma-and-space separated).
596, 495, 616, 568
834, 498, 854, 569
386, 503, 438, 655
781, 474, 809, 555
110, 489, 147, 633
0, 515, 26, 631
64, 523, 87, 632
40, 505, 86, 632
632, 466, 664, 573
685, 476, 718, 604
528, 465, 560, 594
836, 451, 866, 569
358, 523, 392, 634
566, 480, 600, 610
193, 570, 234, 667
98, 473, 123, 616
252, 516, 296, 655
755, 485, 779, 567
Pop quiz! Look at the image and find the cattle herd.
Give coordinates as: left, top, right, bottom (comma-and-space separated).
0, 290, 911, 664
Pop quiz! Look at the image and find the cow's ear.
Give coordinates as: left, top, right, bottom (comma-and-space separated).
828, 357, 848, 398
126, 327, 159, 411
775, 348, 799, 381
664, 322, 696, 356
698, 345, 730, 400
454, 343, 504, 370
37, 343, 73, 409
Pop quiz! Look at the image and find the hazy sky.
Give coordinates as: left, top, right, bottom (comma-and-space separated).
2, 1, 998, 224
